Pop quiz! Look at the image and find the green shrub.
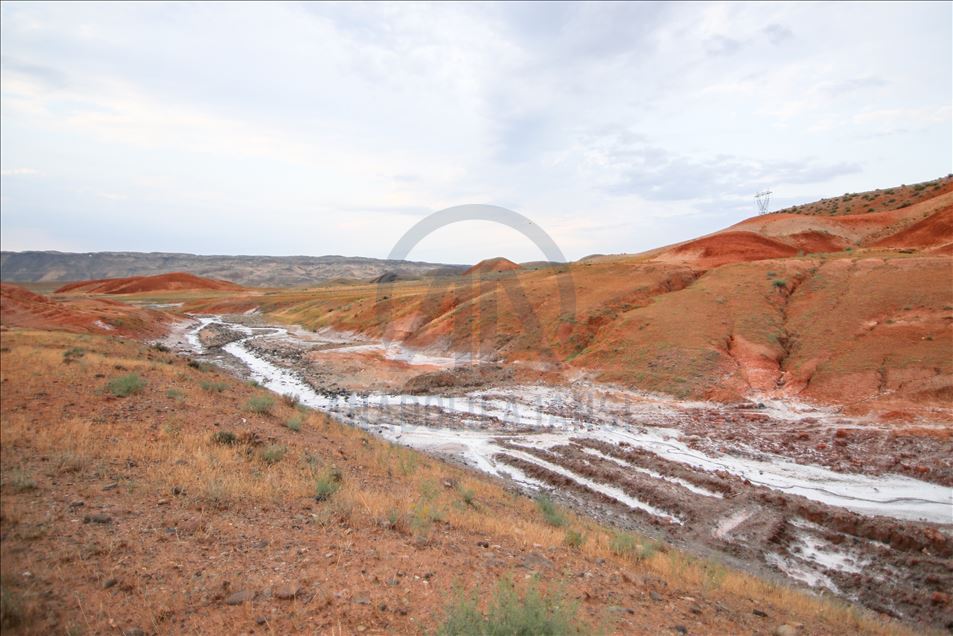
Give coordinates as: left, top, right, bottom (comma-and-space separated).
200, 380, 227, 393
314, 467, 342, 501
535, 495, 566, 527
8, 469, 36, 492
563, 529, 585, 549
63, 347, 85, 363
260, 444, 287, 465
458, 486, 476, 507
771, 279, 786, 289
438, 578, 590, 636
211, 431, 237, 446
166, 388, 185, 401
609, 531, 637, 558
107, 373, 146, 397
246, 395, 274, 415
635, 539, 659, 561
285, 414, 304, 432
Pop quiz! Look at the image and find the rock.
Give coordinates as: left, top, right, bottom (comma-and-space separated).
353, 596, 371, 605
650, 591, 663, 602
157, 499, 169, 506
774, 626, 798, 636
521, 552, 554, 571
103, 483, 119, 491
123, 629, 145, 636
83, 514, 112, 524
255, 617, 267, 625
753, 608, 768, 618
674, 626, 688, 634
690, 605, 702, 615
274, 584, 299, 600
103, 578, 118, 589
68, 500, 85, 509
477, 541, 490, 548
225, 589, 255, 605
172, 486, 186, 495
931, 591, 950, 605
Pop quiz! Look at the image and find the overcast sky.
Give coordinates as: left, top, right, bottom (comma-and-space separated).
1, 2, 950, 264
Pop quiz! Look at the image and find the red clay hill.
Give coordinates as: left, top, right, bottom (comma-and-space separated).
56, 271, 242, 295
655, 176, 953, 269
1, 283, 168, 337
463, 257, 522, 275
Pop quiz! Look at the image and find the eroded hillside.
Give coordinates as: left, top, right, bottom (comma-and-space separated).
176, 179, 953, 417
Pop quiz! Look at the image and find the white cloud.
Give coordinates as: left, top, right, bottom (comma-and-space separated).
0, 1, 950, 261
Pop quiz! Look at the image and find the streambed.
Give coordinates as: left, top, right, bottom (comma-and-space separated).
171, 314, 953, 625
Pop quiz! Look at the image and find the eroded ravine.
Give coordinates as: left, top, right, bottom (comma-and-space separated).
173, 314, 953, 626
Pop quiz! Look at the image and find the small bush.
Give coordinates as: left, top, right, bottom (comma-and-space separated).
563, 529, 585, 549
636, 540, 659, 561
771, 279, 786, 289
166, 388, 185, 401
609, 531, 638, 558
211, 431, 237, 446
8, 469, 37, 492
107, 373, 146, 397
438, 578, 589, 636
385, 508, 401, 529
151, 343, 171, 353
63, 347, 85, 363
200, 380, 227, 393
458, 486, 476, 507
247, 395, 274, 415
260, 444, 287, 465
285, 414, 304, 432
314, 467, 342, 501
535, 495, 566, 527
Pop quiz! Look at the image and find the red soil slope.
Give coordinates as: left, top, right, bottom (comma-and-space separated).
1, 283, 168, 337
463, 257, 522, 276
871, 206, 953, 249
665, 231, 798, 267
56, 272, 242, 295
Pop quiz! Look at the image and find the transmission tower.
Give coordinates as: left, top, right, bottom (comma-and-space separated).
755, 190, 772, 215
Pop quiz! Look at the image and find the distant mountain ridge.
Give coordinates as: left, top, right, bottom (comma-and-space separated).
0, 251, 466, 287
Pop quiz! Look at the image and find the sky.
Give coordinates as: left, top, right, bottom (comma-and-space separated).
1, 1, 950, 264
